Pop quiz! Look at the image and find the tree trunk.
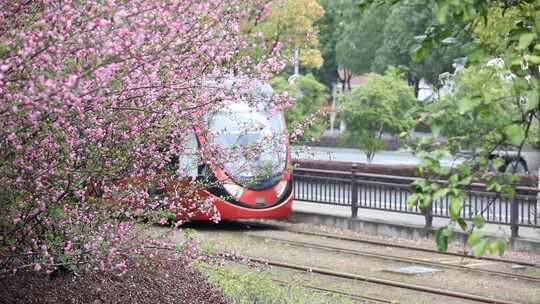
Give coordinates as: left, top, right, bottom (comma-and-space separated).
366, 151, 374, 163
338, 67, 353, 92
337, 68, 346, 92
406, 72, 420, 97
345, 69, 352, 91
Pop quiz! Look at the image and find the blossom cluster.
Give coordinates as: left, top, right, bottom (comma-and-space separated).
0, 0, 288, 274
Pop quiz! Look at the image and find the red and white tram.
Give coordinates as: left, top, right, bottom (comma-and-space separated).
178, 80, 293, 220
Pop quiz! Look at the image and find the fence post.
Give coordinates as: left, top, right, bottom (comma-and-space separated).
510, 196, 519, 238
351, 163, 358, 218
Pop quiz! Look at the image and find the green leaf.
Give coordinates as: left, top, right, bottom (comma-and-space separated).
528, 55, 540, 65
472, 239, 489, 257
109, 79, 122, 91
435, 227, 449, 252
433, 149, 451, 160
419, 136, 434, 146
518, 32, 537, 50
458, 163, 471, 176
487, 180, 502, 193
406, 194, 419, 209
492, 158, 506, 171
457, 218, 468, 231
458, 176, 473, 186
467, 47, 488, 64
433, 188, 449, 201
65, 57, 77, 68
429, 183, 441, 192
472, 215, 486, 229
463, 5, 476, 21
504, 124, 525, 146
434, 166, 451, 176
420, 195, 432, 211
526, 90, 539, 111
411, 41, 432, 62
467, 231, 483, 247
488, 239, 506, 256
449, 195, 463, 221
458, 97, 478, 114
436, 3, 449, 24
442, 225, 453, 237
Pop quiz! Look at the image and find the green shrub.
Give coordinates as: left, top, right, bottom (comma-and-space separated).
199, 264, 354, 304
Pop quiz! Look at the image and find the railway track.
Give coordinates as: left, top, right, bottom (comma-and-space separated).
272, 278, 392, 304
243, 233, 540, 284
251, 257, 523, 304
241, 220, 540, 268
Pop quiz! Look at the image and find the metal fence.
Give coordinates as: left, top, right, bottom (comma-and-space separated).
293, 167, 539, 237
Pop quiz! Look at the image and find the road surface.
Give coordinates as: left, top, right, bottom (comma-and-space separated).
292, 146, 462, 167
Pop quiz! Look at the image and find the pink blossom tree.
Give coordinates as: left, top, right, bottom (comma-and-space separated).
0, 0, 288, 274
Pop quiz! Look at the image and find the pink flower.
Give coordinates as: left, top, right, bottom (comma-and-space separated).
1, 0, 290, 274
33, 263, 42, 271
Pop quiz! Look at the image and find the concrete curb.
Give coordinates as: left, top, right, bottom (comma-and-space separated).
289, 211, 540, 252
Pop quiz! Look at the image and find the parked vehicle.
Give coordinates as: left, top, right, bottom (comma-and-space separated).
490, 148, 540, 174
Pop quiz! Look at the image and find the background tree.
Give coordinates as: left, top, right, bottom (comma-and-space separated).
336, 3, 388, 78
310, 0, 343, 88
372, 0, 463, 96
340, 68, 416, 162
311, 0, 371, 91
271, 74, 328, 143
315, 0, 462, 95
249, 0, 325, 69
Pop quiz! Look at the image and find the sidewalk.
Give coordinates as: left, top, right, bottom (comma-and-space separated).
291, 200, 540, 252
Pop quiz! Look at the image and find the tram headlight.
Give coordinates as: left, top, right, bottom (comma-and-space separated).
223, 182, 243, 199
274, 180, 288, 200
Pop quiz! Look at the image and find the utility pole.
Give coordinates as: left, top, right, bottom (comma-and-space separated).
293, 48, 299, 76
330, 84, 337, 135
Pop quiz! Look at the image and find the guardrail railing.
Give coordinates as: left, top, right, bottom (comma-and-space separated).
293, 166, 539, 238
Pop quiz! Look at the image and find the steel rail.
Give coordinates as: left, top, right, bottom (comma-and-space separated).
271, 278, 392, 304
283, 228, 540, 268
239, 221, 540, 268
244, 233, 540, 283
251, 257, 523, 304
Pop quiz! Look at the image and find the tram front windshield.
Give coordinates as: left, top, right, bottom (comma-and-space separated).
209, 102, 287, 190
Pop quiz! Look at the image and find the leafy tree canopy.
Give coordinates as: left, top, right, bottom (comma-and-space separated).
271, 74, 328, 143
340, 68, 417, 161
251, 0, 325, 69
315, 0, 462, 95
336, 2, 389, 76
373, 0, 463, 92
427, 62, 538, 148
309, 0, 344, 87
